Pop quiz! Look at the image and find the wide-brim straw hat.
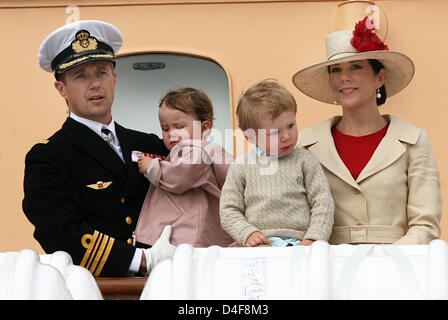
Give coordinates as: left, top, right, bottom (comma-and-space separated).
292, 17, 415, 105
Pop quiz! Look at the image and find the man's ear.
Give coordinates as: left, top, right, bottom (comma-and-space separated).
54, 80, 66, 99
112, 71, 117, 88
243, 128, 257, 145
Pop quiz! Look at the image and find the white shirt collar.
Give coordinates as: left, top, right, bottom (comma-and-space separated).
69, 112, 118, 141
69, 113, 124, 162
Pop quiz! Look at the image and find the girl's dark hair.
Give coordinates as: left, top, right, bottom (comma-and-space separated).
368, 59, 387, 106
159, 87, 215, 126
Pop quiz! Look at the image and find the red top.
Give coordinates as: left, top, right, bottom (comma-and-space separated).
332, 123, 389, 180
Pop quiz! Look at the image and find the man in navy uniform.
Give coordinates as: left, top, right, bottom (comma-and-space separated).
23, 20, 175, 277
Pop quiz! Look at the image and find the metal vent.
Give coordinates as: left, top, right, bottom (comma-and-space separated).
132, 62, 166, 70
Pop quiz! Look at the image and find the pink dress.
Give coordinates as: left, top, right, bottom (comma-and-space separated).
134, 139, 234, 247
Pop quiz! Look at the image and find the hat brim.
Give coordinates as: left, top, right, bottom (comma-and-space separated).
56, 53, 116, 74
292, 50, 415, 104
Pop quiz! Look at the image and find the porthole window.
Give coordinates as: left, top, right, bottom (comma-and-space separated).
112, 53, 233, 153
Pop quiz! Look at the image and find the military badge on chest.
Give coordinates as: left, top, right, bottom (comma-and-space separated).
86, 181, 113, 190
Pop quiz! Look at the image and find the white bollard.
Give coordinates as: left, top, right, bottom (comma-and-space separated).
0, 249, 102, 300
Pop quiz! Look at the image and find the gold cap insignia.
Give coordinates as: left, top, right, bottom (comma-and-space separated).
72, 30, 98, 53
86, 181, 113, 190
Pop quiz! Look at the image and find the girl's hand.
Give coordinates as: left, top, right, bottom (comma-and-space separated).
245, 231, 271, 247
138, 156, 152, 174
298, 239, 314, 246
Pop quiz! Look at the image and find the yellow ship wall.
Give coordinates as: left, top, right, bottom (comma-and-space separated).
1, 0, 447, 252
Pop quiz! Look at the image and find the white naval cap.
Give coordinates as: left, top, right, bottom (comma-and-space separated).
38, 20, 123, 74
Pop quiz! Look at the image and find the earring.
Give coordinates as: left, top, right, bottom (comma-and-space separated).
333, 100, 338, 105
376, 89, 382, 99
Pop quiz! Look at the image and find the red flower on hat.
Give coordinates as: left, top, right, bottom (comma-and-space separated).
351, 16, 389, 52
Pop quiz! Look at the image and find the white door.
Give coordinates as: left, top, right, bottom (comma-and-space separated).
112, 53, 233, 153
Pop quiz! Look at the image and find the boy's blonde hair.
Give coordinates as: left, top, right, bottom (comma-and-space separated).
159, 87, 215, 126
236, 79, 297, 131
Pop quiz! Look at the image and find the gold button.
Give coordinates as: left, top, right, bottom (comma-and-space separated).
127, 238, 133, 245
121, 197, 125, 204
125, 216, 133, 225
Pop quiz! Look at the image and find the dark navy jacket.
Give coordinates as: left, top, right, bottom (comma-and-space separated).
23, 117, 169, 276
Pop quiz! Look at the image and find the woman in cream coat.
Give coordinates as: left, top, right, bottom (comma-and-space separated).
293, 16, 441, 245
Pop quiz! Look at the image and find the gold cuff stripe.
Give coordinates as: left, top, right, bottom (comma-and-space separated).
94, 237, 114, 277
89, 234, 107, 274
86, 233, 103, 271
80, 230, 115, 277
58, 54, 115, 70
80, 231, 99, 267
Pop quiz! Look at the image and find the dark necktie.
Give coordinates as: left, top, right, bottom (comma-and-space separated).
101, 128, 114, 144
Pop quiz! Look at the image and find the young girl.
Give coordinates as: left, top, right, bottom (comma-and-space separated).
134, 87, 234, 248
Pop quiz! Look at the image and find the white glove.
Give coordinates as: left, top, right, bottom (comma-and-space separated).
143, 225, 176, 275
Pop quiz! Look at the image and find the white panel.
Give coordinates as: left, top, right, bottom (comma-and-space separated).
141, 241, 448, 300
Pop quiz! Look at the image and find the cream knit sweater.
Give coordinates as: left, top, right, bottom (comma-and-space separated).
220, 147, 334, 245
